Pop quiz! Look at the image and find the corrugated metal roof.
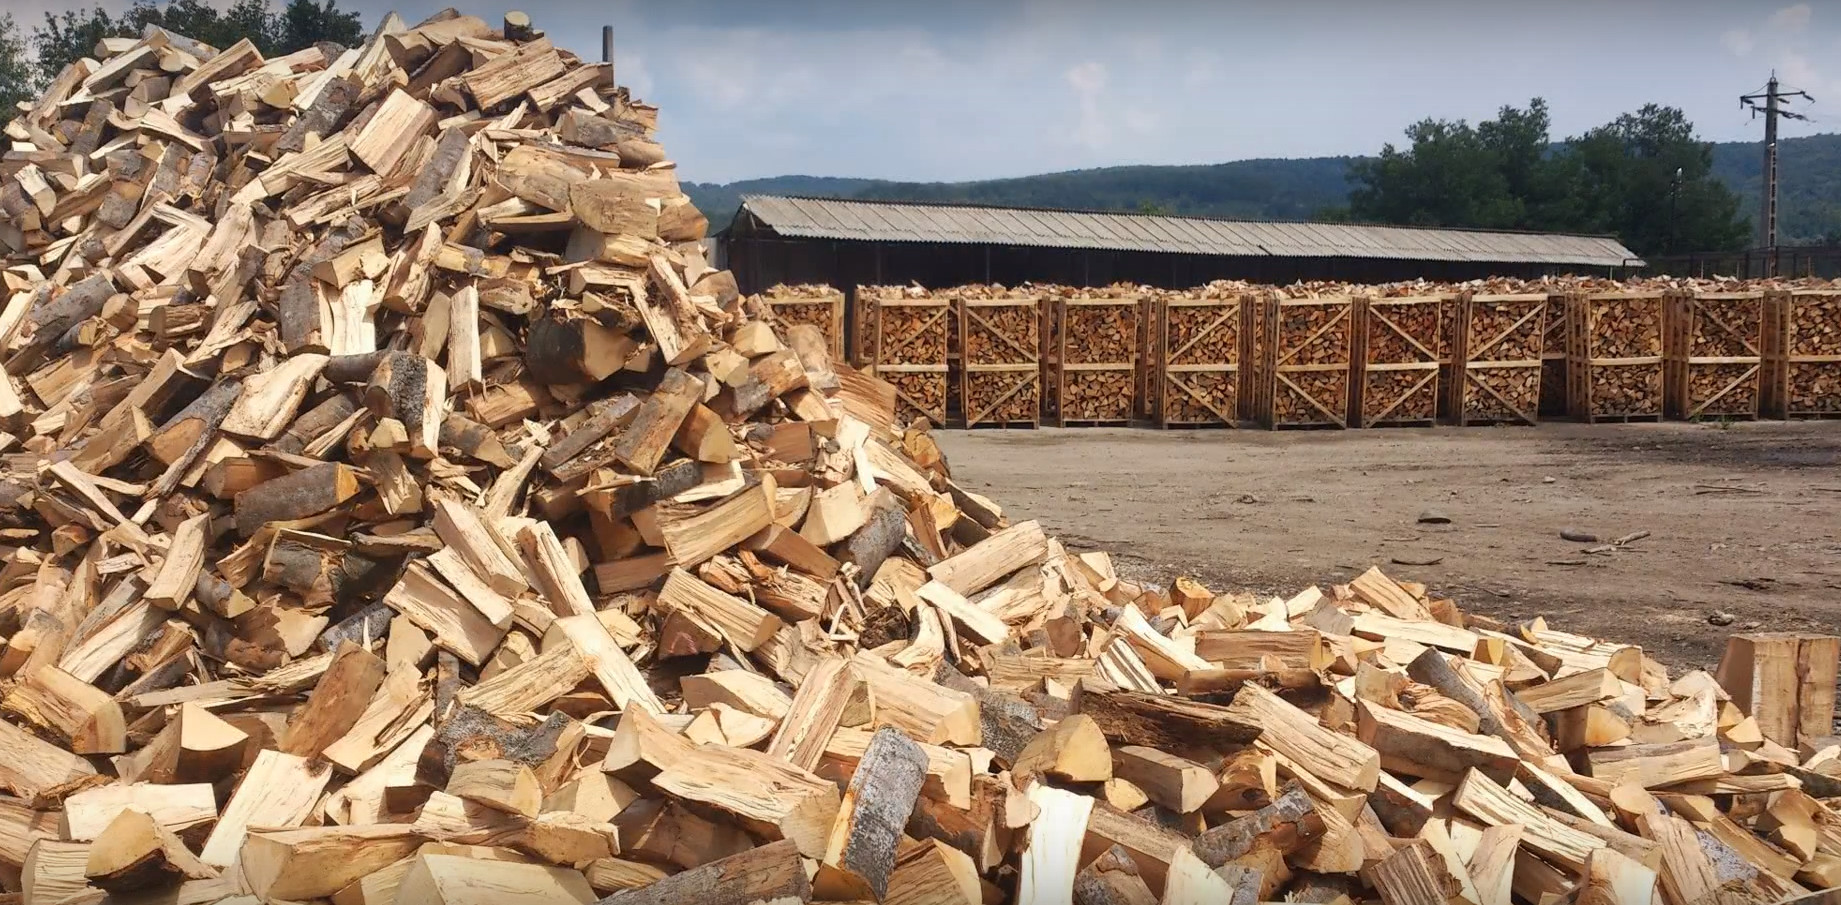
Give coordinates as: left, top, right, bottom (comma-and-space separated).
735, 195, 1643, 267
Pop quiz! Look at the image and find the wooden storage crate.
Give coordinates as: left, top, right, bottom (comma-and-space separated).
1666, 290, 1764, 420
1449, 293, 1547, 426
1257, 295, 1354, 429
760, 287, 845, 362
1055, 296, 1139, 425
1539, 295, 1572, 417
1158, 293, 1247, 427
862, 288, 950, 426
1764, 289, 1841, 418
1354, 295, 1443, 427
1567, 290, 1665, 423
958, 295, 1041, 427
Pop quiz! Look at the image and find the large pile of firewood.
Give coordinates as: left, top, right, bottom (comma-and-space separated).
0, 12, 1838, 905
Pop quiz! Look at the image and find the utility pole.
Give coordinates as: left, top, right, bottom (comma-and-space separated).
1741, 74, 1812, 275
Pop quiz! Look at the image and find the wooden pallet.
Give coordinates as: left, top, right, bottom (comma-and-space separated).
1568, 291, 1666, 423
761, 289, 845, 362
1450, 293, 1547, 426
1055, 296, 1140, 425
1354, 295, 1443, 428
1666, 291, 1764, 421
1158, 294, 1246, 427
1257, 295, 1353, 429
863, 289, 951, 426
1764, 289, 1841, 418
958, 296, 1041, 428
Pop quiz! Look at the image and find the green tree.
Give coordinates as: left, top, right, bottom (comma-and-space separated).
1476, 99, 1576, 228
0, 14, 30, 118
277, 0, 362, 53
1349, 116, 1515, 228
1351, 99, 1748, 256
31, 0, 361, 87
1558, 104, 1748, 255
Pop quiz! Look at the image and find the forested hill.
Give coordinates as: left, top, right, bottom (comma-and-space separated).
685, 158, 1355, 233
688, 133, 1841, 245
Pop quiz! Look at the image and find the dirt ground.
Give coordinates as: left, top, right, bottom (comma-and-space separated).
936, 420, 1841, 672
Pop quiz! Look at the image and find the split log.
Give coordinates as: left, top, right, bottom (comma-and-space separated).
816, 727, 929, 901
1074, 845, 1159, 905
1013, 713, 1112, 783
1020, 783, 1094, 904
0, 667, 126, 754
1076, 684, 1261, 752
597, 838, 807, 905
83, 807, 215, 891
1225, 683, 1380, 792
233, 462, 362, 535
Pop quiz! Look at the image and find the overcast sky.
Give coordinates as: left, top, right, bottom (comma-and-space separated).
11, 0, 1839, 183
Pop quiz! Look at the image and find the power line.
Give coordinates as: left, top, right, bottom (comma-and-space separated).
1741, 72, 1813, 272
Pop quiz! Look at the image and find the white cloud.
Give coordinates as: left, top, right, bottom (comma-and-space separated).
617, 53, 655, 100
1768, 4, 1813, 31
1722, 28, 1755, 57
1065, 61, 1110, 150
1730, 4, 1841, 102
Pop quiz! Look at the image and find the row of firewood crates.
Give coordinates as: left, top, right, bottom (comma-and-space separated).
754, 287, 1841, 429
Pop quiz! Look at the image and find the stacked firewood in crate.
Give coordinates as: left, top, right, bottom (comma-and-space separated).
1261, 285, 1357, 428
1768, 289, 1841, 417
1154, 282, 1252, 426
860, 286, 950, 426
750, 285, 845, 363
1450, 292, 1549, 426
1667, 289, 1765, 421
1567, 291, 1667, 422
1045, 286, 1142, 425
1355, 288, 1446, 427
954, 285, 1039, 428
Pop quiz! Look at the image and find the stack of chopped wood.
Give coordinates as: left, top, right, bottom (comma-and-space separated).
1151, 282, 1251, 426
1262, 294, 1355, 428
750, 285, 845, 363
1043, 287, 1142, 424
2, 14, 1840, 905
859, 285, 950, 426
1770, 289, 1841, 417
952, 287, 1040, 428
1567, 292, 1667, 422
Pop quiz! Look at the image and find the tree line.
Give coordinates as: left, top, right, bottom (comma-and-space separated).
0, 0, 362, 116
1337, 99, 1750, 257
